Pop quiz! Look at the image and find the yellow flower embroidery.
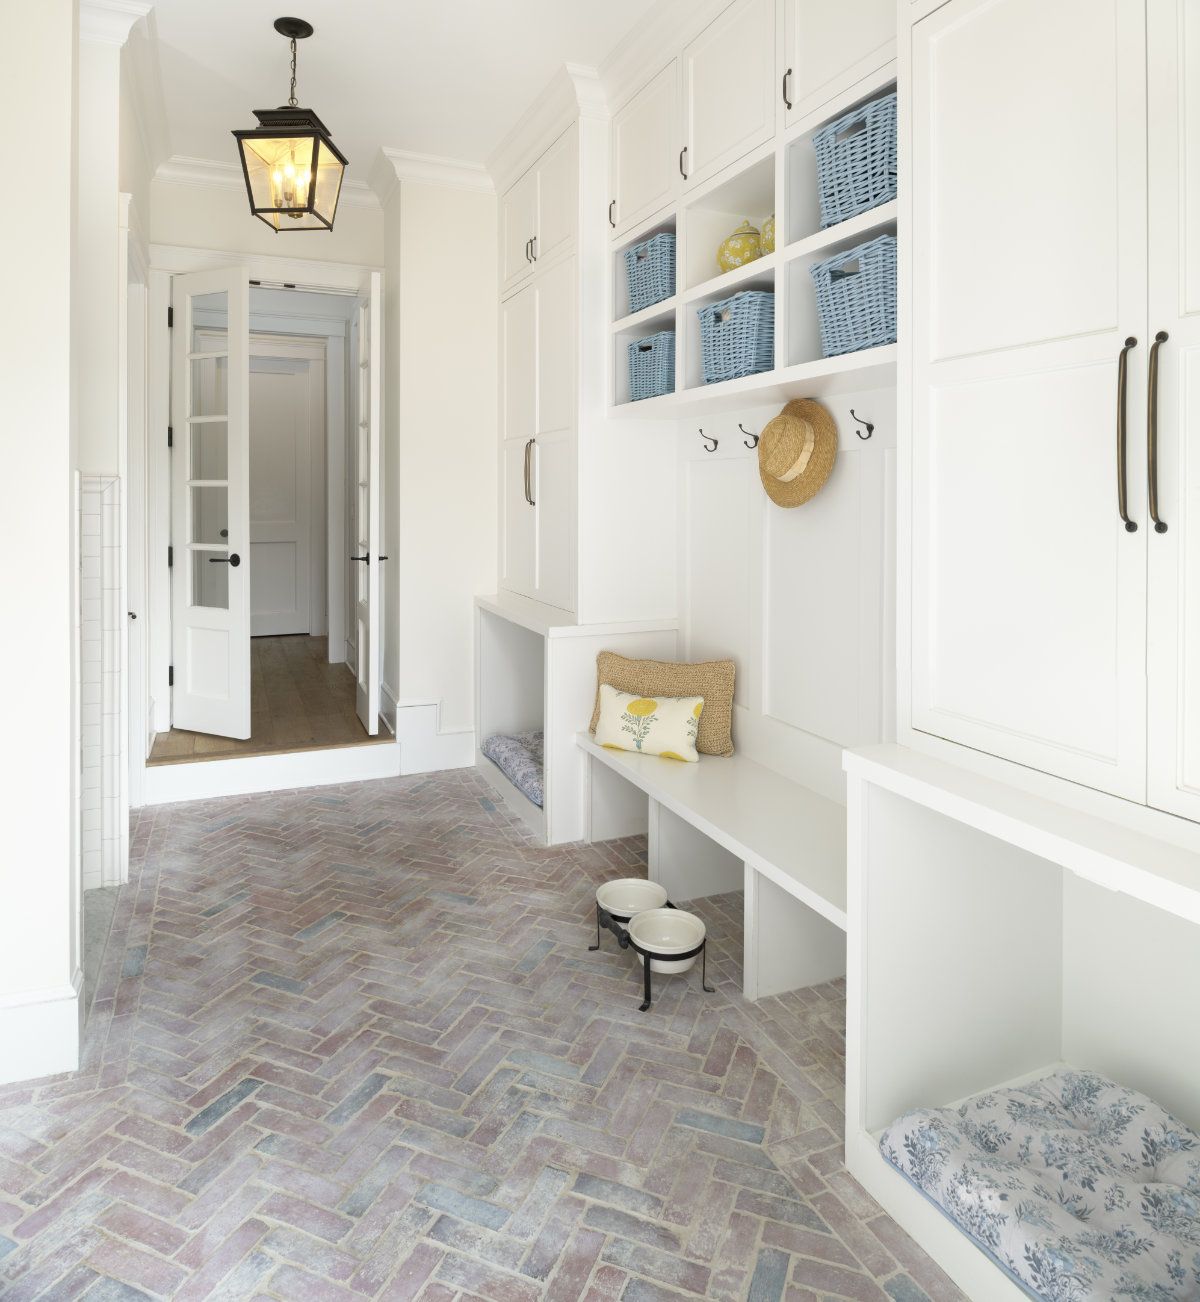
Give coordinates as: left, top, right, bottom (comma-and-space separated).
626, 698, 658, 717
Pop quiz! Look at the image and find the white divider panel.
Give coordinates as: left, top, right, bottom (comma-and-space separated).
745, 868, 845, 1000
649, 800, 743, 902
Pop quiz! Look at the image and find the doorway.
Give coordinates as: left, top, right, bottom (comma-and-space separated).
147, 273, 385, 767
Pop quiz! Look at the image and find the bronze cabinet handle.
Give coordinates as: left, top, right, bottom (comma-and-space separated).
523, 438, 534, 506
608, 199, 616, 228
679, 146, 688, 180
782, 68, 793, 110
1148, 330, 1169, 534
1117, 336, 1138, 533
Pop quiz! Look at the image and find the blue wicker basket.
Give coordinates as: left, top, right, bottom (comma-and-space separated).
809, 234, 897, 357
698, 290, 774, 385
628, 331, 675, 401
623, 232, 676, 314
813, 92, 897, 229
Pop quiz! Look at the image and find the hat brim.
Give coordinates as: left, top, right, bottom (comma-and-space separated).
758, 398, 839, 508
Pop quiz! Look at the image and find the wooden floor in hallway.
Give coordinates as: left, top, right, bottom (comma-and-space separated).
0, 769, 966, 1302
148, 635, 390, 765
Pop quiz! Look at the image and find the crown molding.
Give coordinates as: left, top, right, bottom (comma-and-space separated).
369, 149, 494, 207
154, 155, 382, 210
488, 64, 609, 195
80, 0, 152, 47
123, 12, 172, 176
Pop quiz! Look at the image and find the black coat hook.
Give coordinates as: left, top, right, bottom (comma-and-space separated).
739, 423, 758, 448
699, 429, 718, 452
850, 409, 874, 440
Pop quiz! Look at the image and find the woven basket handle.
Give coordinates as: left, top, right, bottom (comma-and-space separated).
835, 115, 868, 144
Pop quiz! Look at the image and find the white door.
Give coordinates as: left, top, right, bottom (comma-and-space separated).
352, 273, 382, 734
682, 0, 775, 189
611, 62, 680, 238
783, 0, 895, 126
533, 126, 577, 267
501, 437, 536, 598
249, 349, 322, 637
909, 0, 1149, 800
532, 432, 574, 612
170, 269, 251, 739
501, 169, 537, 292
1147, 0, 1200, 820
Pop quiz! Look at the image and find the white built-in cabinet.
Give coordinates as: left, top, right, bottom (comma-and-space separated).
680, 0, 776, 190
500, 128, 578, 294
782, 0, 895, 125
610, 62, 679, 239
908, 0, 1200, 823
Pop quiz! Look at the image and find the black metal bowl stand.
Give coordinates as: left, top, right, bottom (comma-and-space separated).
588, 900, 714, 1011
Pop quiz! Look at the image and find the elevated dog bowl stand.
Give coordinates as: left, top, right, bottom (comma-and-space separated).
589, 901, 715, 1012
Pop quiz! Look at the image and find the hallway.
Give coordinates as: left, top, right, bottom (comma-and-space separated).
148, 636, 389, 765
0, 773, 962, 1301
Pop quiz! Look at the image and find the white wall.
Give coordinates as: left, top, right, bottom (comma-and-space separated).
151, 178, 385, 268
382, 180, 498, 740
676, 388, 896, 802
0, 0, 81, 1083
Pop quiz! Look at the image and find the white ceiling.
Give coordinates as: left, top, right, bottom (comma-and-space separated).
142, 0, 650, 182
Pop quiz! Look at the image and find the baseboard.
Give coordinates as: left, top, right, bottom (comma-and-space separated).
0, 980, 81, 1086
385, 689, 475, 775
141, 741, 402, 805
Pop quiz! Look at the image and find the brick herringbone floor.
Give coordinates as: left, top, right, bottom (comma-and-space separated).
0, 769, 965, 1302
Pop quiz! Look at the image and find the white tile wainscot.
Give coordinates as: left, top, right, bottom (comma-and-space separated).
842, 743, 1200, 1302
578, 733, 846, 999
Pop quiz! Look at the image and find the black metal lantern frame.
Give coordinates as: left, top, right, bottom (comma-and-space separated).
232, 18, 349, 233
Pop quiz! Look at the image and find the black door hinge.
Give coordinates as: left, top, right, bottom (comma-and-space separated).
168, 666, 174, 687
167, 306, 174, 328
167, 545, 173, 568
167, 426, 173, 448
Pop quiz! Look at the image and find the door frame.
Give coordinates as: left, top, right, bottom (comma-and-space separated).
137, 244, 384, 795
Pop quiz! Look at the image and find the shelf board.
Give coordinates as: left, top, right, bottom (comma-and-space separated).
785, 200, 898, 265
611, 296, 679, 334
610, 345, 897, 418
682, 251, 780, 307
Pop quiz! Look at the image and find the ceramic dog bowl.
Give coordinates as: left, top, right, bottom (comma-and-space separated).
595, 878, 668, 920
626, 907, 705, 973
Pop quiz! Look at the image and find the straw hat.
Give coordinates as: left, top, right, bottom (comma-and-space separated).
757, 398, 838, 508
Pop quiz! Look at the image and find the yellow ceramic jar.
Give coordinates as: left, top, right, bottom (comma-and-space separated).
762, 214, 775, 254
717, 220, 762, 274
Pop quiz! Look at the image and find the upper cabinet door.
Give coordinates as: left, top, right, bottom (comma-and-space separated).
682, 0, 775, 190
783, 0, 896, 126
909, 0, 1149, 802
1146, 0, 1200, 822
501, 169, 537, 294
611, 61, 680, 237
533, 127, 578, 268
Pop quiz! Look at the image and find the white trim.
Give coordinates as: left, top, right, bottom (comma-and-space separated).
380, 685, 475, 776
142, 740, 402, 804
151, 243, 381, 296
0, 982, 81, 1086
154, 155, 381, 209
370, 148, 495, 206
79, 0, 151, 47
488, 65, 609, 194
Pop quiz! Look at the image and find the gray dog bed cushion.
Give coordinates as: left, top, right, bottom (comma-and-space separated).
481, 729, 544, 807
880, 1067, 1200, 1300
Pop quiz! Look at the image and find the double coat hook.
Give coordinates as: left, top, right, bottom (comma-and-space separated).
739, 424, 759, 448
699, 429, 718, 452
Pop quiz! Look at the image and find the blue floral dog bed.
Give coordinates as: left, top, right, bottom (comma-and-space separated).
880, 1068, 1200, 1300
481, 730, 544, 807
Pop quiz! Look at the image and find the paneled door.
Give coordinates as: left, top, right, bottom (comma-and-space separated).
170, 269, 251, 739
1146, 0, 1200, 821
352, 272, 382, 735
909, 0, 1149, 800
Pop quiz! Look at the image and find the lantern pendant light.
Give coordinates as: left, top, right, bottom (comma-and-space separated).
233, 17, 348, 233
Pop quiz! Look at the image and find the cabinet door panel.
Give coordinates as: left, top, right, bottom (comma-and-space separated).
1147, 0, 1200, 820
536, 260, 575, 438
784, 0, 895, 125
535, 128, 577, 267
501, 438, 536, 599
683, 0, 775, 189
501, 287, 536, 443
533, 432, 575, 613
910, 0, 1148, 799
501, 171, 537, 291
612, 62, 679, 235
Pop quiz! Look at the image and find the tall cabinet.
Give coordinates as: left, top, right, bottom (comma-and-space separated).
906, 0, 1200, 823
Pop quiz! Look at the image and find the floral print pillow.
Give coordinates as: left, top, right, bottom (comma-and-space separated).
594, 684, 704, 762
880, 1068, 1200, 1301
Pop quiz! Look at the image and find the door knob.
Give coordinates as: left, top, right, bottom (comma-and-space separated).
209, 553, 240, 567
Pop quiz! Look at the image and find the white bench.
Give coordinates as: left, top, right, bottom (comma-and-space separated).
577, 733, 847, 1000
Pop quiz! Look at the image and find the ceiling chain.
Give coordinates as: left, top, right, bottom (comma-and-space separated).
288, 37, 298, 106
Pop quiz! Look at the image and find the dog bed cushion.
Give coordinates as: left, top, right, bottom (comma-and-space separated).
482, 730, 544, 807
880, 1068, 1200, 1300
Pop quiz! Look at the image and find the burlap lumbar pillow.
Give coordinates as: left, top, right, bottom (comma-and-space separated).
589, 652, 735, 757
